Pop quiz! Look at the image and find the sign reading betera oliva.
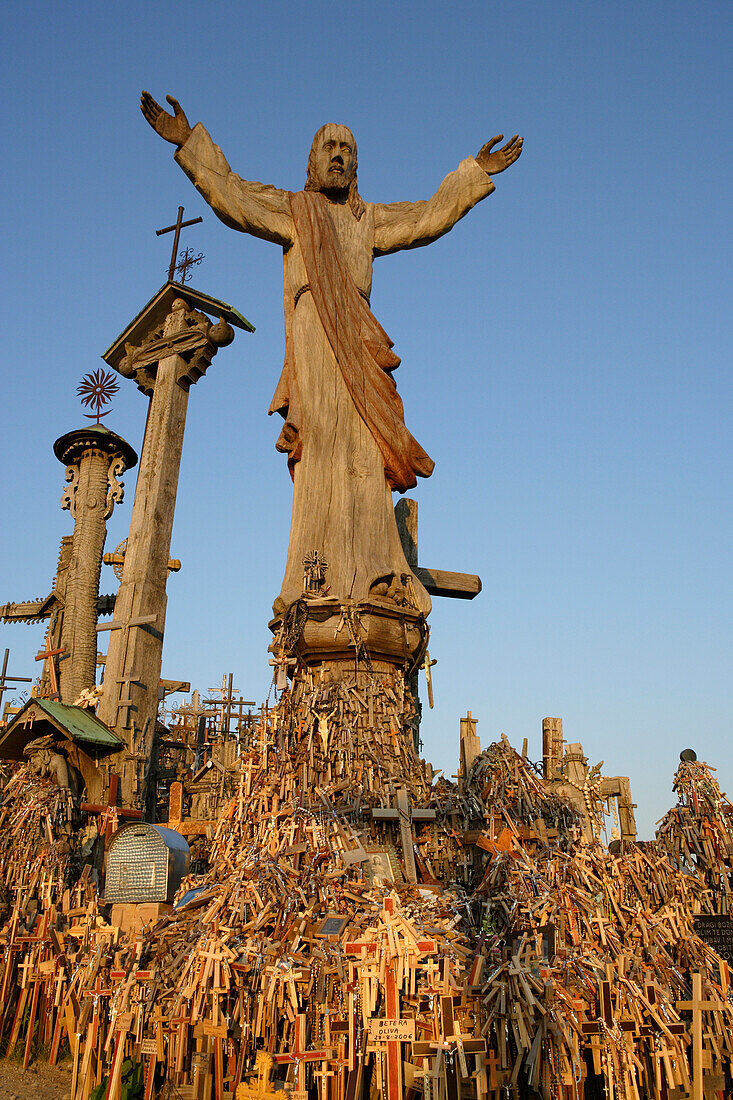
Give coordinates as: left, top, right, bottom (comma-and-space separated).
693, 915, 733, 961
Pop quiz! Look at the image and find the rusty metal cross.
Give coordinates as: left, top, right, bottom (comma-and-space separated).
0, 649, 32, 711
155, 205, 203, 282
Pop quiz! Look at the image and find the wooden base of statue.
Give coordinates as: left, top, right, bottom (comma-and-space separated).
269, 596, 428, 676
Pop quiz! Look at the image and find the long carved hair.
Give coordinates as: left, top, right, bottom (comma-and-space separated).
304, 124, 365, 220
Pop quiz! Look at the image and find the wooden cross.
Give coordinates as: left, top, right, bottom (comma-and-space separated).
677, 971, 732, 1100
81, 772, 142, 841
273, 1013, 333, 1096
156, 205, 203, 282
203, 673, 254, 739
97, 613, 158, 725
34, 638, 66, 699
96, 613, 158, 637
114, 670, 142, 727
166, 779, 209, 837
394, 498, 481, 601
378, 963, 405, 1100
371, 787, 436, 883
0, 649, 31, 710
422, 651, 437, 709
269, 653, 297, 692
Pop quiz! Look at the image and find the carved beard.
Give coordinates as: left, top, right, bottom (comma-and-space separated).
319, 164, 353, 194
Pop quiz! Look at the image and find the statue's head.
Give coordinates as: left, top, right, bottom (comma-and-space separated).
305, 123, 365, 219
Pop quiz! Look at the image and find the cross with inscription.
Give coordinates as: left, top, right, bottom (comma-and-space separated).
156, 205, 203, 282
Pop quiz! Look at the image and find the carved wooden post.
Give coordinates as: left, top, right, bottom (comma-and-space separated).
98, 285, 250, 805
54, 426, 137, 704
542, 717, 564, 780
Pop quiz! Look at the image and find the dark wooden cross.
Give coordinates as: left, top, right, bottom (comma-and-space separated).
203, 673, 254, 739
413, 995, 487, 1100
156, 206, 203, 282
273, 1013, 333, 1096
0, 649, 32, 711
371, 786, 436, 883
395, 499, 481, 601
81, 773, 142, 841
34, 638, 67, 699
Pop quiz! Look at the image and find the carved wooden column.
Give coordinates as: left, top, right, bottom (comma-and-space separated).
98, 285, 250, 806
54, 426, 137, 704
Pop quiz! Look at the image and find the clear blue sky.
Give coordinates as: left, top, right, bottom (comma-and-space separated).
2, 1, 731, 837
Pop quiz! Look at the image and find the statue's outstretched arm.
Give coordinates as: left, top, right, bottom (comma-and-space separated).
141, 92, 293, 248
373, 133, 522, 257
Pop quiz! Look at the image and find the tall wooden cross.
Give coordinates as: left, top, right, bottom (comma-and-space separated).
371, 786, 436, 883
203, 673, 254, 739
395, 499, 481, 601
677, 971, 733, 1100
34, 638, 67, 699
273, 1013, 333, 1097
97, 614, 157, 726
81, 772, 142, 841
156, 206, 203, 282
395, 498, 480, 719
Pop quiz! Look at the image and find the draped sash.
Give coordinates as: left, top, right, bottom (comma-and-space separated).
269, 190, 434, 492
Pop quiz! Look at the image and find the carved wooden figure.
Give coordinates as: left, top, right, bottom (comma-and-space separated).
140, 93, 522, 622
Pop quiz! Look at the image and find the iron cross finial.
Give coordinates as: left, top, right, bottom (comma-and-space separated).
155, 205, 203, 282
174, 246, 204, 284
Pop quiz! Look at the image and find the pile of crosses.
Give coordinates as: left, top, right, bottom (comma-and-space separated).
0, 676, 732, 1100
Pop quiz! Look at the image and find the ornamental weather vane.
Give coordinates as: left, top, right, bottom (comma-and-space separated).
77, 369, 120, 424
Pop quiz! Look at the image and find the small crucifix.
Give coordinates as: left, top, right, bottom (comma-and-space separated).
155, 205, 203, 282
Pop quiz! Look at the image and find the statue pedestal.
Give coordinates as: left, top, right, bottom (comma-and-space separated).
269, 596, 428, 677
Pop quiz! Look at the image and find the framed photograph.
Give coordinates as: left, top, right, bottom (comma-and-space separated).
314, 914, 350, 938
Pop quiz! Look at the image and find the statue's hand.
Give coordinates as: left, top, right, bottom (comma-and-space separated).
475, 134, 523, 175
140, 91, 192, 148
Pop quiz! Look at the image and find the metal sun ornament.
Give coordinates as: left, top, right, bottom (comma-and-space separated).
77, 369, 120, 424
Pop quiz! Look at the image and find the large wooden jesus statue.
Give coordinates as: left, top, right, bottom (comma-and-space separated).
141, 93, 522, 617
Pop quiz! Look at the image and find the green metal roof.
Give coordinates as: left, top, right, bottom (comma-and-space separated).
33, 699, 124, 748
0, 698, 124, 760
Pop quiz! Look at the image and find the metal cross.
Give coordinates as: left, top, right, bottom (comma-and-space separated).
0, 649, 32, 711
155, 206, 203, 282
